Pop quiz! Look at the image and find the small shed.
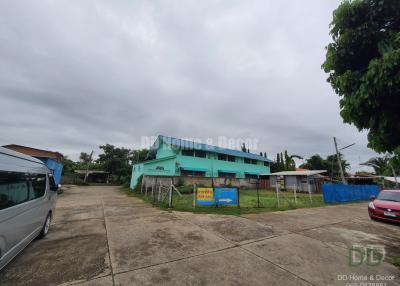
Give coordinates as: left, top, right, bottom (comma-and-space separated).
75, 170, 109, 183
269, 170, 327, 193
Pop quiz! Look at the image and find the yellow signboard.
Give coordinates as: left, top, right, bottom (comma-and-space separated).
196, 188, 214, 205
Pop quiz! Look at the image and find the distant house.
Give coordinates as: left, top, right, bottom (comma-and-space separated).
130, 135, 273, 189
269, 170, 327, 193
3, 144, 64, 184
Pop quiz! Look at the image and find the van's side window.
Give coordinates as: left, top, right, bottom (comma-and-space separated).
0, 172, 29, 210
28, 174, 46, 199
0, 172, 47, 210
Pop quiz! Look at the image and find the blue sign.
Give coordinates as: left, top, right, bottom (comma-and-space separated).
214, 188, 238, 205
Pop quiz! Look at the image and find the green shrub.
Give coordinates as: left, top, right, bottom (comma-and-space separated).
177, 185, 194, 194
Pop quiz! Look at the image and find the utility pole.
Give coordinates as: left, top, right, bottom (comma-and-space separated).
390, 164, 399, 189
333, 137, 347, 184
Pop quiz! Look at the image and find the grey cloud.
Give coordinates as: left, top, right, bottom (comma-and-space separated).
0, 0, 376, 171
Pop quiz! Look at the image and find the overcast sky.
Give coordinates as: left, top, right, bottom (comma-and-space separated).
0, 0, 377, 171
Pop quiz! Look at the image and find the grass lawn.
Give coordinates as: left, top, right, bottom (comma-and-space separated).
121, 187, 326, 216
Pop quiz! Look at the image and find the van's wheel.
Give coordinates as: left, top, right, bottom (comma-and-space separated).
38, 214, 52, 239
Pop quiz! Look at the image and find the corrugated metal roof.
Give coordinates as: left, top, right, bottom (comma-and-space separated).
269, 170, 327, 176
383, 176, 400, 183
3, 144, 63, 160
159, 135, 273, 162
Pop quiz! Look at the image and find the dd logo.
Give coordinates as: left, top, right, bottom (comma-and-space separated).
349, 244, 385, 266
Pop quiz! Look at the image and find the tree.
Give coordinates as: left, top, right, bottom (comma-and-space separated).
79, 152, 92, 164
131, 149, 149, 164
271, 150, 303, 172
362, 153, 400, 175
323, 0, 400, 153
300, 153, 350, 181
299, 154, 325, 170
60, 156, 75, 175
272, 153, 281, 173
241, 143, 247, 152
362, 156, 391, 175
97, 144, 132, 184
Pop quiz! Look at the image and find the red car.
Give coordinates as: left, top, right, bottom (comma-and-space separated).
368, 189, 400, 223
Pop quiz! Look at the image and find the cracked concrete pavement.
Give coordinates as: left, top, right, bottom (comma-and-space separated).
0, 186, 399, 286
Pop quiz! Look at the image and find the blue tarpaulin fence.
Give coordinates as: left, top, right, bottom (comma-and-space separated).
40, 158, 63, 185
322, 184, 380, 204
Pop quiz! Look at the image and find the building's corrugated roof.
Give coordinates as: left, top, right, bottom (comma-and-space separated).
383, 176, 400, 183
269, 170, 327, 176
158, 135, 273, 162
3, 144, 63, 160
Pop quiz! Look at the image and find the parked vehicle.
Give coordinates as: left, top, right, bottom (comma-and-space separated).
368, 189, 400, 223
0, 147, 58, 271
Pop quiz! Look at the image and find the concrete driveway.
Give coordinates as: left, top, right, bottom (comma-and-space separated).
0, 186, 399, 286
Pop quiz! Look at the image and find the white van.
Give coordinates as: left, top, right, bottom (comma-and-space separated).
0, 147, 58, 271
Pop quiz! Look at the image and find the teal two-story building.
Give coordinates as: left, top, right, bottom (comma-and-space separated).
130, 135, 273, 189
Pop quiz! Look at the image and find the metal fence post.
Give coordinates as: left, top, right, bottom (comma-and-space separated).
307, 176, 313, 205
275, 182, 280, 208
168, 179, 173, 208
157, 181, 161, 202
193, 184, 197, 209
256, 179, 260, 208
237, 187, 240, 209
153, 178, 157, 202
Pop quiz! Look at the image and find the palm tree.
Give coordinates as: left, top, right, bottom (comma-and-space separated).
361, 157, 390, 175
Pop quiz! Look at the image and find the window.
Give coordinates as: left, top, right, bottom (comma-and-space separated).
0, 172, 47, 210
218, 154, 227, 161
244, 158, 257, 165
28, 174, 47, 199
377, 191, 400, 202
218, 171, 236, 179
227, 155, 235, 162
195, 150, 206, 158
264, 161, 269, 167
217, 154, 235, 162
181, 170, 205, 177
0, 172, 29, 210
182, 149, 195, 156
49, 174, 57, 192
245, 174, 258, 179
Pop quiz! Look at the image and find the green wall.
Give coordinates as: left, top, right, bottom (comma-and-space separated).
130, 163, 144, 189
176, 154, 269, 179
130, 139, 271, 188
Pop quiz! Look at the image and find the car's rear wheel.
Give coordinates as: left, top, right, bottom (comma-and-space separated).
38, 213, 51, 239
